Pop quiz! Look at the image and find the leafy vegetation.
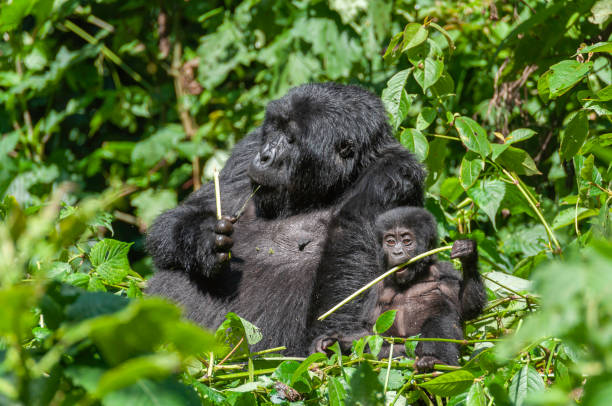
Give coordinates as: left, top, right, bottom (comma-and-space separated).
1, 0, 611, 404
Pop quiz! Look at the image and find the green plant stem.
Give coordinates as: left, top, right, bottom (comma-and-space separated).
383, 336, 502, 344
229, 346, 287, 361
63, 20, 150, 89
501, 168, 561, 253
318, 246, 453, 320
200, 367, 277, 382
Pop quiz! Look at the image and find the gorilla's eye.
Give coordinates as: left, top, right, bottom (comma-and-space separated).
337, 140, 354, 159
385, 237, 396, 246
402, 238, 412, 246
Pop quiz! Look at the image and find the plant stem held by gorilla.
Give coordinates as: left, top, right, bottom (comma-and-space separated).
214, 167, 222, 220
317, 246, 453, 320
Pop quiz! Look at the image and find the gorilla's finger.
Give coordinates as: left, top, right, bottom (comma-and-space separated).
215, 218, 234, 235
214, 235, 234, 251
216, 252, 230, 263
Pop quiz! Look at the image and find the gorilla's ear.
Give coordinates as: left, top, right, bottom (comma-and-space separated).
337, 139, 354, 159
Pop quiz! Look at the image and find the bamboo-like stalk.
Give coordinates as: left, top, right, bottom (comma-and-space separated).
317, 246, 453, 321
214, 167, 222, 220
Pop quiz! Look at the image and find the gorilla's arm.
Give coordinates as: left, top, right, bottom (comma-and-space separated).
146, 131, 259, 277
450, 240, 487, 321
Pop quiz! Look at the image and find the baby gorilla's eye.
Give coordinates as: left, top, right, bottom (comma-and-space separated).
403, 239, 412, 245
385, 238, 396, 246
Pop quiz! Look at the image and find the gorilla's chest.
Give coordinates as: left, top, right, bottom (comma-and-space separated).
228, 209, 332, 323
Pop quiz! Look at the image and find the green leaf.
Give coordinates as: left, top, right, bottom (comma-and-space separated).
96, 353, 182, 396
466, 382, 486, 406
346, 363, 385, 406
596, 84, 612, 101
440, 177, 464, 203
383, 31, 404, 63
552, 207, 599, 230
215, 313, 262, 357
418, 370, 474, 397
495, 146, 541, 176
548, 60, 593, 98
101, 377, 201, 406
537, 70, 551, 103
401, 23, 428, 52
455, 117, 492, 158
373, 310, 397, 334
416, 107, 437, 130
431, 72, 455, 96
459, 152, 484, 190
506, 128, 537, 145
89, 239, 133, 284
327, 377, 347, 406
413, 57, 444, 92
508, 366, 545, 406
400, 128, 429, 161
467, 179, 506, 228
378, 369, 404, 391
382, 70, 414, 130
490, 143, 509, 161
366, 335, 384, 357
560, 110, 589, 160
579, 41, 612, 54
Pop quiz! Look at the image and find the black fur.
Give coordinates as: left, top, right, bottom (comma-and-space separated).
311, 207, 486, 370
146, 83, 425, 354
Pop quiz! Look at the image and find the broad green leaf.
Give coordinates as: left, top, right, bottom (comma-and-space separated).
401, 23, 428, 52
327, 377, 347, 406
215, 312, 262, 358
416, 107, 437, 130
552, 207, 599, 230
400, 128, 429, 161
440, 177, 464, 203
484, 271, 531, 294
374, 310, 397, 334
537, 70, 552, 103
508, 366, 545, 406
490, 143, 509, 161
506, 128, 536, 145
466, 382, 486, 406
382, 69, 413, 130
367, 334, 384, 357
102, 377, 201, 406
273, 361, 300, 384
579, 41, 612, 54
466, 179, 506, 228
431, 72, 455, 96
429, 22, 455, 53
455, 117, 492, 158
419, 370, 474, 397
560, 110, 589, 160
413, 57, 444, 92
548, 60, 593, 98
89, 239, 133, 285
96, 353, 182, 396
378, 369, 404, 390
596, 84, 612, 101
346, 363, 385, 406
459, 152, 484, 190
495, 146, 541, 176
383, 31, 404, 63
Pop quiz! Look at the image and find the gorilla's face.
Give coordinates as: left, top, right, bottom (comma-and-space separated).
247, 84, 385, 218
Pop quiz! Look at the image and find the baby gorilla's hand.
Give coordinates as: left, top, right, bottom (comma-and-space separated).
213, 216, 236, 265
414, 355, 442, 373
450, 239, 477, 262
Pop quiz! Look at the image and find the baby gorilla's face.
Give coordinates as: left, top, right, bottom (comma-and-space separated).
382, 227, 417, 286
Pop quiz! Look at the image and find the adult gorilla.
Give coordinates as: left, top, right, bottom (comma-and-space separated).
146, 83, 425, 354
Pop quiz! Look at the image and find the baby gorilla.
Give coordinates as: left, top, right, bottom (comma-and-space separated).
313, 207, 486, 372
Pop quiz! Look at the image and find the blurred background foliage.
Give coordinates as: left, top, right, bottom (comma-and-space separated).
1, 0, 612, 404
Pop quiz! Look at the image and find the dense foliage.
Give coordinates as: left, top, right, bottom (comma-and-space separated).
1, 0, 611, 404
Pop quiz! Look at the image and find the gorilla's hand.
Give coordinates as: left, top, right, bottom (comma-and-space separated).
311, 334, 340, 355
414, 355, 442, 373
212, 215, 236, 270
450, 239, 477, 264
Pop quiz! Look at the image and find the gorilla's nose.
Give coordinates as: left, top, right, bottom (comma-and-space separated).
255, 144, 276, 168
